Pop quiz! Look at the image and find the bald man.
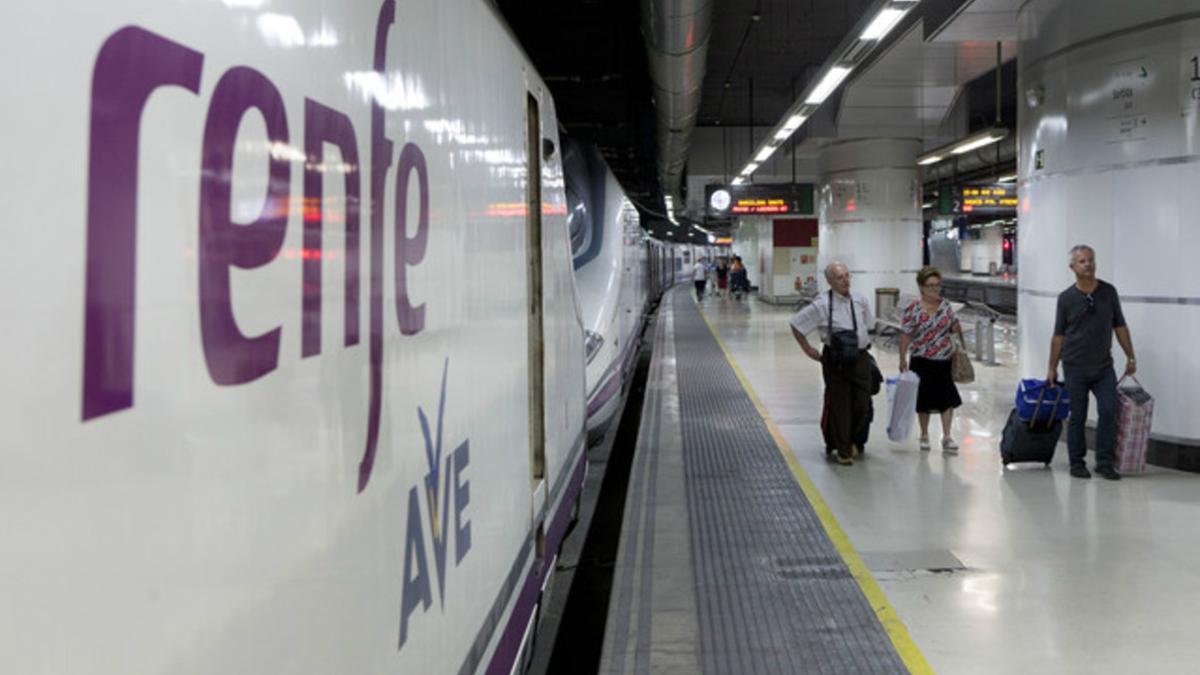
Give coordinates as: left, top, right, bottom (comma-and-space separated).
789, 262, 874, 465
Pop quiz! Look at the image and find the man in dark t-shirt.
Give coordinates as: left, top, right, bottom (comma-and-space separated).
1046, 245, 1137, 480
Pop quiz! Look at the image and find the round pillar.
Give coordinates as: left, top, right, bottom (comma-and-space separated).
1018, 1, 1200, 446
816, 138, 922, 318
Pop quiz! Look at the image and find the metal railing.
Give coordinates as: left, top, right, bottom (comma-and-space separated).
960, 300, 1004, 366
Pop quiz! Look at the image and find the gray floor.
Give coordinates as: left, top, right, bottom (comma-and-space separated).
701, 292, 1200, 674
600, 289, 908, 675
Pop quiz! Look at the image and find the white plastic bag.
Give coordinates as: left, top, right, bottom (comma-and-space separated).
886, 371, 921, 442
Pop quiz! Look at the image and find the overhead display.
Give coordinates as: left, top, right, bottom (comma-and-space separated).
705, 183, 814, 217
952, 184, 1019, 214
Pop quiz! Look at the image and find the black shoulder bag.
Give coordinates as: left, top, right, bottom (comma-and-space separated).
827, 290, 861, 368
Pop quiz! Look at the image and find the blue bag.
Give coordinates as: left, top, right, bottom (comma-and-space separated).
1015, 379, 1070, 422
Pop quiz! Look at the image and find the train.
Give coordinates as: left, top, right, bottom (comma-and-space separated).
0, 0, 709, 673
563, 137, 691, 445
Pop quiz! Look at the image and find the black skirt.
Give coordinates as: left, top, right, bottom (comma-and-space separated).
909, 356, 962, 413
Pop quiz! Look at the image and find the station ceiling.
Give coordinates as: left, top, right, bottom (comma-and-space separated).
496, 0, 1017, 242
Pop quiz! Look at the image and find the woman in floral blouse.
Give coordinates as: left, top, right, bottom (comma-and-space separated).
899, 267, 966, 453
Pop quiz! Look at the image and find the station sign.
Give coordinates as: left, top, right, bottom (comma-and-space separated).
950, 184, 1019, 215
705, 183, 814, 217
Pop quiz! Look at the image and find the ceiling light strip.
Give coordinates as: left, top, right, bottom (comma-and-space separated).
740, 0, 921, 185
916, 127, 1010, 166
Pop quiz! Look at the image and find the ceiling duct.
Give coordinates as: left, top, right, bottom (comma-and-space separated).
641, 0, 712, 201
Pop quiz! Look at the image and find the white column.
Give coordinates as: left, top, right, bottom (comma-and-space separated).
816, 138, 922, 317
1018, 1, 1200, 444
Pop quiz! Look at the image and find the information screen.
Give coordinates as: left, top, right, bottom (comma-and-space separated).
953, 184, 1019, 214
705, 183, 814, 217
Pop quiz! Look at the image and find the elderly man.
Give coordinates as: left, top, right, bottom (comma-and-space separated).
1046, 245, 1137, 480
789, 262, 873, 465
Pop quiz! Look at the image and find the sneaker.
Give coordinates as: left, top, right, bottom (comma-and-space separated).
919, 437, 931, 451
834, 454, 854, 466
942, 438, 959, 455
1070, 465, 1092, 479
1096, 466, 1122, 481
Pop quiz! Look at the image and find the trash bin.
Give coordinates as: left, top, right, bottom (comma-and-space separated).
875, 287, 900, 320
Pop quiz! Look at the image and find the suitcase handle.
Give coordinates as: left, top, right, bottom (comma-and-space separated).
1031, 382, 1062, 423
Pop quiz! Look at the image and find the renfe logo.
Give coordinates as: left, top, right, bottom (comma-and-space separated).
77, 1, 473, 651
80, 0, 426, 494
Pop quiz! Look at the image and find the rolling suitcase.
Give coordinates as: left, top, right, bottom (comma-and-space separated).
1000, 387, 1066, 466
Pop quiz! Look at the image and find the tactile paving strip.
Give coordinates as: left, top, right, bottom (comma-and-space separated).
670, 292, 907, 674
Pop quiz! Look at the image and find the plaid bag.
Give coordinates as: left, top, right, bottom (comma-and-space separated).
950, 335, 974, 384
1114, 376, 1153, 473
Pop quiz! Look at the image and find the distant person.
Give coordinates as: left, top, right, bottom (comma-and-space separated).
730, 257, 749, 299
692, 256, 708, 300
716, 258, 729, 299
788, 262, 873, 465
1046, 245, 1137, 480
898, 266, 965, 454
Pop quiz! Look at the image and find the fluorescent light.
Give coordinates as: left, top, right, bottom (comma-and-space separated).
731, 177, 746, 186
951, 133, 1005, 154
755, 146, 776, 162
997, 174, 1017, 183
742, 162, 759, 175
860, 8, 906, 40
806, 66, 852, 104
774, 113, 808, 141
917, 128, 1010, 165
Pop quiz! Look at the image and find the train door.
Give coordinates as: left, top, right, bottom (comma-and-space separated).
525, 92, 547, 557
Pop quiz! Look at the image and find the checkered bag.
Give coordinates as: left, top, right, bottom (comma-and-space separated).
1114, 376, 1153, 474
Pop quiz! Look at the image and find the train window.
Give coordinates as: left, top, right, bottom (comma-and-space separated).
566, 183, 590, 257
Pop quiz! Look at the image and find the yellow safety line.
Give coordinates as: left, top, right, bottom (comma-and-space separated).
697, 307, 935, 675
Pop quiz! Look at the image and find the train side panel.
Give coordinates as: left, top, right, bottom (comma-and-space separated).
0, 0, 581, 673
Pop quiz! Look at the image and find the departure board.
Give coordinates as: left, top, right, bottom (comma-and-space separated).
705, 183, 814, 217
953, 184, 1019, 214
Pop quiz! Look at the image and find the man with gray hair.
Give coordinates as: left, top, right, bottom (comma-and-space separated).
789, 262, 873, 465
1046, 245, 1137, 480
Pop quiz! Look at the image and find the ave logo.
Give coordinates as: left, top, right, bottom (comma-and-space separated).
399, 359, 472, 649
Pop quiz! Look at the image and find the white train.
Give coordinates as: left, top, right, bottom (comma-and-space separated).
563, 137, 678, 444
0, 1, 686, 673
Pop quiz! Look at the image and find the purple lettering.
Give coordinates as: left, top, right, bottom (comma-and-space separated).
419, 359, 451, 605
198, 67, 290, 385
82, 27, 203, 420
393, 142, 427, 331
399, 486, 433, 649
453, 441, 471, 566
394, 143, 428, 335
358, 0, 396, 493
302, 99, 361, 357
